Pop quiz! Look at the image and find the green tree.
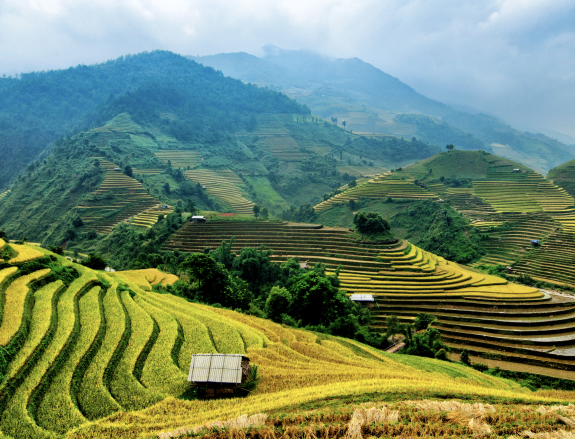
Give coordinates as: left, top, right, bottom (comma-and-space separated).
232, 246, 279, 292
446, 144, 455, 151
253, 204, 260, 218
164, 182, 171, 194
264, 286, 292, 322
348, 178, 357, 188
185, 199, 197, 214
353, 211, 391, 234
413, 313, 437, 330
261, 207, 269, 219
288, 271, 347, 326
460, 349, 471, 366
124, 165, 133, 177
82, 252, 107, 270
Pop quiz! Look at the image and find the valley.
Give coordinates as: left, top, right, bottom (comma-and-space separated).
3, 50, 575, 439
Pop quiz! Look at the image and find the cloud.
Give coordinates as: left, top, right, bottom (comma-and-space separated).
1, 0, 574, 137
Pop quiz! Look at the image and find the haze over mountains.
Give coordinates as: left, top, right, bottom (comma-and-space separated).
192, 47, 575, 174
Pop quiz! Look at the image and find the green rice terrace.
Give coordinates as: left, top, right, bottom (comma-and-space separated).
183, 168, 255, 214
314, 173, 438, 212
76, 159, 158, 234
155, 150, 202, 170
130, 206, 174, 229
164, 220, 575, 377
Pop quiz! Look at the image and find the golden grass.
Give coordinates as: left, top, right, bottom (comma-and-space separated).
8, 244, 44, 264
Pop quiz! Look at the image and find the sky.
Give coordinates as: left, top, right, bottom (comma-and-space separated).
1, 0, 575, 140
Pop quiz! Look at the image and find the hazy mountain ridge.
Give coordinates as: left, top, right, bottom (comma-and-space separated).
191, 48, 575, 173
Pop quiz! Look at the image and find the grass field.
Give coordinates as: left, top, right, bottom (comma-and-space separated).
4, 242, 572, 438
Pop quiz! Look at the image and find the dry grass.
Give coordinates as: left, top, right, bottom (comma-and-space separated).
159, 413, 268, 439
345, 406, 399, 439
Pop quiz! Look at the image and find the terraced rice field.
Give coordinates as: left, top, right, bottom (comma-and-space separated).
0, 190, 9, 201
337, 165, 389, 177
130, 206, 174, 228
314, 174, 437, 212
77, 159, 158, 234
470, 213, 558, 267
183, 168, 255, 214
2, 242, 550, 439
237, 114, 309, 161
472, 172, 574, 213
164, 220, 575, 376
155, 150, 202, 169
132, 168, 163, 175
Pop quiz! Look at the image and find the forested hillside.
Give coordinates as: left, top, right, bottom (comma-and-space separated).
0, 51, 306, 191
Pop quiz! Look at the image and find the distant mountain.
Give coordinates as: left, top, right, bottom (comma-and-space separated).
191, 48, 575, 173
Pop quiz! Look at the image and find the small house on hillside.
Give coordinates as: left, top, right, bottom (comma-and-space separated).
513, 169, 521, 172
191, 216, 207, 223
531, 240, 541, 246
113, 167, 122, 172
188, 353, 250, 398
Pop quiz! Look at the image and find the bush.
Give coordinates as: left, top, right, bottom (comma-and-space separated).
460, 349, 471, 366
82, 252, 107, 270
413, 313, 436, 330
264, 286, 292, 323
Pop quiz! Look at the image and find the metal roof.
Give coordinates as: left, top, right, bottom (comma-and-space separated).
188, 354, 244, 384
349, 294, 374, 302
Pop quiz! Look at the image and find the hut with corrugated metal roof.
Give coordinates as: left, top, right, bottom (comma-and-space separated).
188, 353, 251, 398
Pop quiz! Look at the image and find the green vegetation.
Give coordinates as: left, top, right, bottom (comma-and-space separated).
391, 200, 485, 263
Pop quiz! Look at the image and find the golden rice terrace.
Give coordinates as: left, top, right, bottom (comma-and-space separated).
164, 221, 575, 378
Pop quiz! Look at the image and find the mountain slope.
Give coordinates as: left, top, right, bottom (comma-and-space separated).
191, 49, 575, 173
0, 51, 443, 243
0, 51, 307, 192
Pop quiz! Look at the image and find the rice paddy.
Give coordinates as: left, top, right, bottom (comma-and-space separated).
155, 150, 202, 170
131, 206, 174, 228
4, 241, 566, 439
183, 168, 255, 214
314, 174, 437, 212
0, 191, 9, 201
163, 220, 575, 374
77, 158, 158, 234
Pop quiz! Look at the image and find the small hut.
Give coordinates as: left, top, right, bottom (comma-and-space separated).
188, 353, 250, 398
349, 294, 375, 308
531, 239, 541, 246
191, 216, 207, 223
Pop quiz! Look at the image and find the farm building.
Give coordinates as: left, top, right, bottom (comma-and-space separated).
531, 239, 541, 246
188, 353, 251, 398
191, 215, 207, 223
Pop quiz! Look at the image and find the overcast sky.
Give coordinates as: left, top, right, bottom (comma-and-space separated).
2, 0, 575, 139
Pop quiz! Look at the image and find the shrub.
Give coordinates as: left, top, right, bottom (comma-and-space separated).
264, 286, 292, 323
